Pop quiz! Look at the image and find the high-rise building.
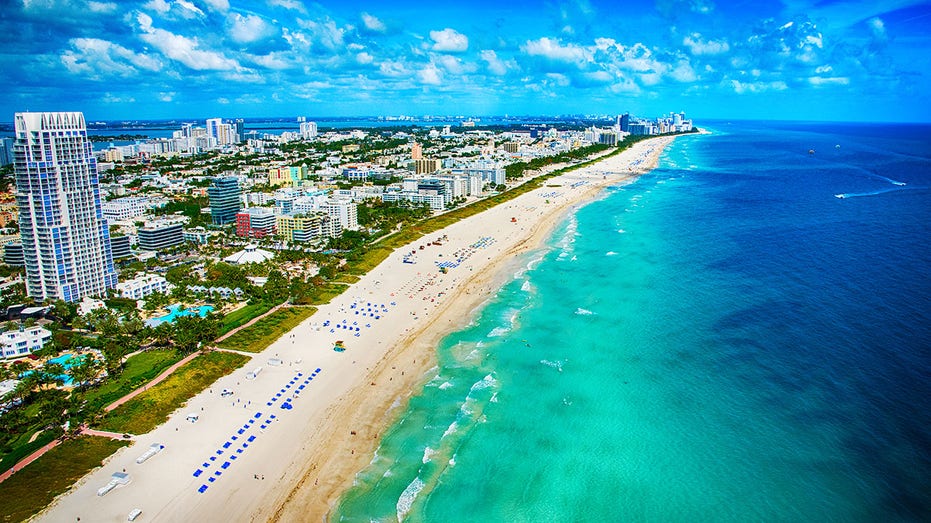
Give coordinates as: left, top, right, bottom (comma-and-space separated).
299, 121, 317, 140
620, 113, 630, 133
411, 142, 423, 160
234, 118, 245, 143
208, 176, 242, 225
13, 111, 117, 302
0, 137, 14, 166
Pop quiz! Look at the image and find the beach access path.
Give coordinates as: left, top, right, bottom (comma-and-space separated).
36, 135, 681, 523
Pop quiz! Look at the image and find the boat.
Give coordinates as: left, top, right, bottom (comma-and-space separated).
835, 194, 845, 199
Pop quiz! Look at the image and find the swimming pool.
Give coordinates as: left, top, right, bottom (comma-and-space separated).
21, 353, 87, 386
145, 304, 215, 327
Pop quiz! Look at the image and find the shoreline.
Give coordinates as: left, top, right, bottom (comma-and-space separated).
268, 134, 681, 521
36, 134, 685, 523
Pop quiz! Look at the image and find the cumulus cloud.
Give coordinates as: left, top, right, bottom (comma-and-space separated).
418, 63, 443, 84
683, 33, 729, 55
522, 37, 587, 62
356, 52, 374, 64
480, 50, 508, 75
430, 28, 468, 52
203, 0, 229, 11
268, 0, 306, 12
868, 17, 887, 41
297, 18, 346, 51
61, 37, 162, 77
87, 2, 117, 13
137, 12, 240, 71
228, 13, 276, 43
158, 91, 175, 101
361, 12, 386, 32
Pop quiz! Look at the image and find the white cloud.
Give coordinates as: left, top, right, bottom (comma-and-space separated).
436, 54, 476, 75
297, 18, 346, 51
683, 33, 729, 55
729, 79, 788, 93
480, 50, 508, 75
379, 60, 409, 77
809, 76, 850, 86
356, 52, 374, 64
268, 0, 306, 13
228, 13, 275, 43
61, 37, 162, 77
522, 37, 587, 62
868, 17, 887, 40
247, 52, 290, 69
137, 13, 240, 71
158, 91, 175, 101
361, 12, 386, 32
430, 28, 468, 52
670, 60, 697, 82
203, 0, 229, 11
87, 1, 117, 13
144, 0, 170, 13
815, 65, 833, 74
217, 97, 230, 104
102, 92, 135, 103
175, 0, 204, 19
418, 63, 443, 84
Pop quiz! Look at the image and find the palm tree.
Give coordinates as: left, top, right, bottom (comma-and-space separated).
67, 357, 100, 391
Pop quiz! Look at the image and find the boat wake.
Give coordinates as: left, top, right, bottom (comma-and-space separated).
835, 185, 922, 199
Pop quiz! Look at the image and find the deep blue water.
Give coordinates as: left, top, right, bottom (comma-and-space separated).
333, 122, 931, 522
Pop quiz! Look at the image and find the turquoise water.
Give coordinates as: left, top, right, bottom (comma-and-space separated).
145, 304, 214, 327
333, 123, 931, 522
23, 353, 86, 386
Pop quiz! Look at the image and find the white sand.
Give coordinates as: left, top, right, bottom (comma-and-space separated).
37, 135, 679, 522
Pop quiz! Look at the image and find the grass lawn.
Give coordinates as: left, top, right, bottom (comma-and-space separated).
0, 429, 60, 475
0, 436, 130, 523
80, 349, 182, 412
216, 306, 316, 353
96, 351, 250, 435
220, 301, 277, 334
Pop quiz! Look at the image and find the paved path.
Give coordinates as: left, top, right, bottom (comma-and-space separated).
214, 303, 288, 343
104, 350, 201, 412
0, 438, 61, 483
80, 426, 134, 441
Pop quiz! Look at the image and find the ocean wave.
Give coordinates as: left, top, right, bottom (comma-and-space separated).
606, 251, 618, 256
469, 374, 498, 393
617, 229, 626, 234
422, 446, 436, 464
487, 326, 510, 337
442, 420, 459, 438
438, 381, 453, 390
521, 280, 533, 292
396, 477, 425, 522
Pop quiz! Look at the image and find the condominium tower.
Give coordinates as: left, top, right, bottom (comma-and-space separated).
13, 111, 118, 302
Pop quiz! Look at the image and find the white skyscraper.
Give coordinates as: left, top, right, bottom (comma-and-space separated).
300, 121, 318, 139
13, 111, 118, 302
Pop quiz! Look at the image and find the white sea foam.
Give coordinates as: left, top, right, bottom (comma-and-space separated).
490, 392, 499, 403
540, 359, 564, 372
487, 326, 510, 337
617, 229, 626, 234
438, 381, 453, 390
521, 280, 533, 292
443, 421, 459, 438
575, 308, 595, 315
449, 455, 457, 467
396, 477, 426, 522
422, 446, 436, 464
469, 374, 497, 393
606, 251, 618, 256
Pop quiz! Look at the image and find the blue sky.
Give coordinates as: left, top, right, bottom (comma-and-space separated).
3, 0, 930, 121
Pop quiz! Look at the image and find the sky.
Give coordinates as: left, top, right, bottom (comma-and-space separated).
2, 0, 930, 122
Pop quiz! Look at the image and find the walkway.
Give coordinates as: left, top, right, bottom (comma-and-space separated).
0, 301, 290, 483
0, 439, 61, 483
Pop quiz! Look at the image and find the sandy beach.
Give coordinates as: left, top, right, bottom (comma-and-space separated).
37, 134, 679, 523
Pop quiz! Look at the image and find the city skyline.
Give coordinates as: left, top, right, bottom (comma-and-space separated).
2, 0, 930, 122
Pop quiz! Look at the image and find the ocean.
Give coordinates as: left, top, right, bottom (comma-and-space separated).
332, 122, 931, 522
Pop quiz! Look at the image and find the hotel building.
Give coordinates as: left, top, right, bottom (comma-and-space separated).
13, 111, 118, 302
